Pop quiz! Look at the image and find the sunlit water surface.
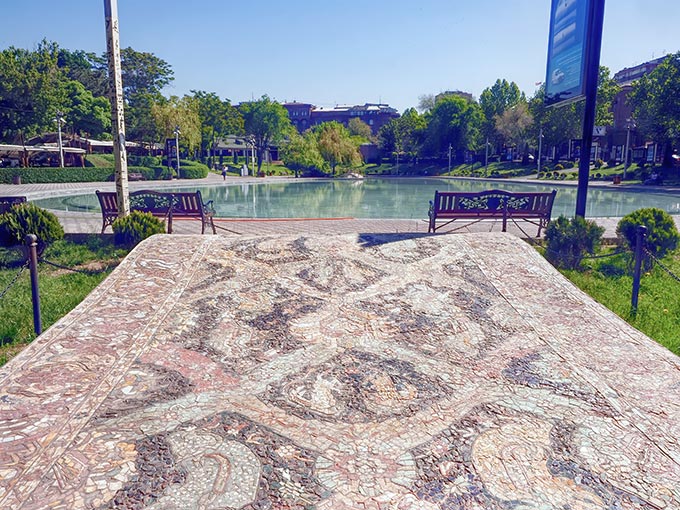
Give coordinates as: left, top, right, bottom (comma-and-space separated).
33, 178, 680, 219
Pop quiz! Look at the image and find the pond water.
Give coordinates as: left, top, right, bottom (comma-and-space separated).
33, 178, 680, 219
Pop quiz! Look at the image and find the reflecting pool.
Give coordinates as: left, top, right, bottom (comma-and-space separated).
33, 178, 680, 219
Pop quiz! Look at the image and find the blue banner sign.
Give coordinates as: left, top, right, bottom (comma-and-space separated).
545, 0, 590, 106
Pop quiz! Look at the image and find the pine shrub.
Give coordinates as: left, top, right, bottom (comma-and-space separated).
617, 208, 679, 259
112, 211, 165, 246
544, 215, 604, 270
0, 203, 64, 251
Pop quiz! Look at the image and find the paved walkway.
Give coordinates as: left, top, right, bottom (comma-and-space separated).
1, 233, 679, 508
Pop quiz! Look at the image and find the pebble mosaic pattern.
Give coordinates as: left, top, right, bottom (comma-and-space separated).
1, 232, 680, 509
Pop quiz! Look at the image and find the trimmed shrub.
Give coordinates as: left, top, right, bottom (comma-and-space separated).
594, 158, 605, 169
178, 160, 209, 179
544, 215, 605, 270
554, 164, 564, 171
563, 161, 575, 169
616, 208, 679, 259
0, 203, 64, 251
112, 211, 165, 247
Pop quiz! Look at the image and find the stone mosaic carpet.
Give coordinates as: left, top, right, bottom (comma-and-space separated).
2, 233, 680, 509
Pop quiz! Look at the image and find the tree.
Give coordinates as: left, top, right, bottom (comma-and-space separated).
191, 90, 244, 167
120, 48, 174, 101
417, 94, 435, 113
240, 95, 292, 172
63, 80, 111, 138
126, 92, 163, 149
347, 117, 372, 141
0, 40, 67, 141
152, 95, 201, 156
629, 53, 680, 166
495, 102, 533, 158
378, 108, 425, 161
315, 122, 362, 173
528, 66, 620, 162
422, 96, 482, 159
280, 130, 325, 177
480, 79, 524, 148
58, 48, 108, 98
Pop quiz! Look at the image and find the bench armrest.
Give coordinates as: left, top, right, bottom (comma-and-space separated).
202, 200, 215, 215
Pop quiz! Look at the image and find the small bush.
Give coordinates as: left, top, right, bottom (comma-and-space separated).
178, 160, 209, 179
563, 161, 575, 169
112, 211, 165, 247
617, 208, 680, 259
0, 203, 64, 251
594, 158, 605, 169
554, 164, 564, 171
544, 215, 605, 270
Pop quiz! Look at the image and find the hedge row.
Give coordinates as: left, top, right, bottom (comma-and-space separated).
0, 160, 209, 183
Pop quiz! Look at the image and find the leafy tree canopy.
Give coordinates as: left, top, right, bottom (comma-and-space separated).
315, 122, 362, 173
629, 52, 680, 164
240, 95, 292, 171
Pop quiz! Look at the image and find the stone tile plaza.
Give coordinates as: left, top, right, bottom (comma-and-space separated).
1, 179, 680, 508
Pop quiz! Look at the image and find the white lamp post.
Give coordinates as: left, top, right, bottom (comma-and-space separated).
55, 111, 65, 168
623, 118, 635, 180
537, 127, 544, 174
448, 143, 452, 173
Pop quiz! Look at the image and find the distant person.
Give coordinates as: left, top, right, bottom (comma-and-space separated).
221, 165, 227, 180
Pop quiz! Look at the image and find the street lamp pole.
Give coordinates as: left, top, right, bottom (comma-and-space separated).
537, 127, 543, 174
448, 143, 452, 173
174, 125, 181, 177
55, 111, 65, 168
623, 118, 635, 180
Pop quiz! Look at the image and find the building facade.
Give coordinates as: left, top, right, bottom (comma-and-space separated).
284, 102, 399, 135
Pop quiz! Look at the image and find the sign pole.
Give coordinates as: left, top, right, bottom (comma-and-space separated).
575, 0, 605, 218
104, 0, 130, 217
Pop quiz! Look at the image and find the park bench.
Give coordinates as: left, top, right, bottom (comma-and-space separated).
0, 196, 27, 214
128, 172, 144, 181
96, 190, 216, 234
428, 189, 557, 237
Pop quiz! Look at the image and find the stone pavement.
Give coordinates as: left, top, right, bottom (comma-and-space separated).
1, 232, 680, 509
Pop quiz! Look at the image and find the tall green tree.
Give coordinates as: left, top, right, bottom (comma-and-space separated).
479, 79, 524, 148
629, 53, 680, 166
63, 80, 111, 138
379, 108, 425, 161
191, 90, 243, 166
280, 130, 325, 177
495, 102, 533, 158
423, 96, 482, 159
0, 40, 66, 141
152, 95, 201, 155
120, 48, 174, 100
347, 117, 372, 141
240, 95, 292, 172
57, 48, 108, 98
315, 122, 362, 173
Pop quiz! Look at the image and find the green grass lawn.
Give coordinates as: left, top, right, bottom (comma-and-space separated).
0, 236, 129, 365
558, 248, 680, 355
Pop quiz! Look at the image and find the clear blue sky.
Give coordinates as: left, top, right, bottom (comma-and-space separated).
1, 1, 677, 112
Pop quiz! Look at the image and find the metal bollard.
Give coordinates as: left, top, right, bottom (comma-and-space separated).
26, 234, 42, 335
631, 225, 647, 313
